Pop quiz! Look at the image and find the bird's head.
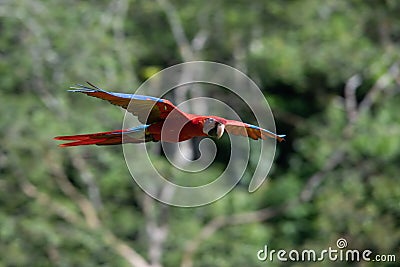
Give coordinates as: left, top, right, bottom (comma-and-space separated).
203, 118, 225, 139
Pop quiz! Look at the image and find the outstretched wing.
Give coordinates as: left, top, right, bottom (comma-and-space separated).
69, 82, 188, 124
224, 120, 285, 142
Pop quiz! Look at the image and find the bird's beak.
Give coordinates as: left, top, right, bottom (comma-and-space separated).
216, 124, 225, 139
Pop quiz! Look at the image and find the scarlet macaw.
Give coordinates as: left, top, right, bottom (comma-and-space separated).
54, 82, 285, 147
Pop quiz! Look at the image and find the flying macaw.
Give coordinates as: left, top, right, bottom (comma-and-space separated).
54, 82, 285, 147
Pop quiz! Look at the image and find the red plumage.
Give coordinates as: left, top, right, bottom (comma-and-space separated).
54, 82, 285, 147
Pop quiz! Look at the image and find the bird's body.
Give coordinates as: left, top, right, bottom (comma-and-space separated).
147, 116, 206, 143
54, 82, 285, 147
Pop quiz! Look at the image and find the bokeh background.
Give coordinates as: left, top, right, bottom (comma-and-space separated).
1, 1, 400, 266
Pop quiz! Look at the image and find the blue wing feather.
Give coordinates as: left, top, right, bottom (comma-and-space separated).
68, 82, 180, 123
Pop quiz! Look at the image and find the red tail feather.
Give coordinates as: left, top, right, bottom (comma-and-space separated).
54, 130, 124, 147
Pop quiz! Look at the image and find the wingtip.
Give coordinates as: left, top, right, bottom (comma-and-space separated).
86, 81, 100, 89
67, 82, 103, 92
68, 84, 90, 92
277, 135, 286, 142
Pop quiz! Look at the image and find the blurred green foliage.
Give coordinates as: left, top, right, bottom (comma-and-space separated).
1, 0, 399, 266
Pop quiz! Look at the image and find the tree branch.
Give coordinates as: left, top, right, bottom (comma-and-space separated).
156, 0, 194, 61
103, 230, 152, 267
180, 63, 399, 267
49, 153, 101, 229
142, 195, 169, 267
12, 150, 151, 267
181, 205, 283, 267
359, 63, 398, 113
344, 74, 362, 123
69, 153, 103, 211
19, 173, 152, 267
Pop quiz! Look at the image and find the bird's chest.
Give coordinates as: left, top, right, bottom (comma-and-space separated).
149, 119, 204, 142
